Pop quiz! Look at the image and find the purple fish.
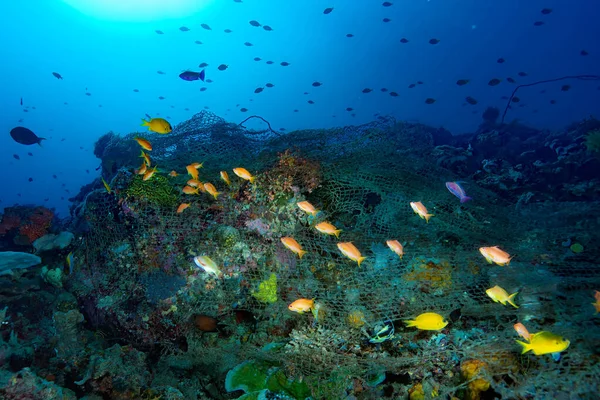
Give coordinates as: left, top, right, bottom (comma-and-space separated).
179, 69, 205, 82
446, 182, 472, 203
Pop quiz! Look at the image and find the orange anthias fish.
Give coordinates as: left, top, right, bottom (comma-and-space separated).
204, 183, 220, 199
281, 237, 307, 259
140, 150, 151, 167
186, 165, 199, 180
177, 203, 191, 213
337, 242, 366, 266
479, 246, 513, 266
592, 290, 600, 313
137, 162, 148, 175
288, 298, 314, 314
187, 179, 202, 188
189, 162, 204, 169
315, 221, 341, 238
220, 171, 230, 185
233, 167, 255, 183
182, 185, 199, 195
297, 201, 318, 216
514, 322, 532, 341
410, 201, 434, 223
169, 170, 178, 177
143, 166, 158, 181
386, 240, 404, 259
134, 137, 152, 151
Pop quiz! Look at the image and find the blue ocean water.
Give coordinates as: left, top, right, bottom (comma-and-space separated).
1, 0, 599, 216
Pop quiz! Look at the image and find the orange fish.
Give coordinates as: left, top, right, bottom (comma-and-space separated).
177, 203, 191, 213
189, 162, 204, 169
220, 171, 231, 185
410, 201, 434, 223
186, 165, 199, 180
297, 201, 318, 216
204, 182, 220, 199
281, 237, 306, 259
479, 246, 512, 266
337, 242, 366, 266
288, 298, 314, 314
137, 162, 148, 175
182, 186, 199, 195
233, 167, 255, 183
134, 137, 152, 151
514, 322, 532, 341
592, 291, 600, 313
187, 179, 202, 188
143, 166, 157, 181
140, 150, 151, 167
386, 240, 404, 258
169, 170, 178, 177
315, 221, 341, 238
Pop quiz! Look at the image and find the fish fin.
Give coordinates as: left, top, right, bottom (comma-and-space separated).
37, 138, 46, 147
334, 230, 342, 238
516, 340, 531, 354
425, 214, 434, 223
507, 292, 519, 308
298, 250, 307, 259
357, 256, 367, 267
249, 176, 256, 183
460, 196, 472, 203
404, 319, 416, 327
141, 119, 149, 126
200, 69, 206, 82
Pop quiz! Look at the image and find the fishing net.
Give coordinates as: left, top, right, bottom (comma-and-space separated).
74, 111, 600, 398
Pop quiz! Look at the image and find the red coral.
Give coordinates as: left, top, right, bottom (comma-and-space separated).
18, 207, 54, 244
0, 214, 21, 235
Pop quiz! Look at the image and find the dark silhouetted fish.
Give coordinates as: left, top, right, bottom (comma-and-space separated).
541, 8, 552, 14
199, 62, 209, 68
518, 71, 527, 77
308, 100, 314, 104
195, 40, 203, 45
20, 97, 23, 106
244, 42, 253, 46
382, 1, 393, 6
155, 30, 164, 34
28, 152, 32, 156
224, 29, 232, 33
13, 154, 20, 160
157, 71, 165, 75
200, 87, 207, 92
381, 88, 388, 92
312, 82, 322, 87
400, 38, 409, 43
550, 100, 556, 104
179, 26, 190, 31
265, 83, 274, 88
488, 78, 501, 86
133, 89, 139, 92
389, 92, 398, 97
362, 88, 372, 93
465, 96, 478, 105
240, 108, 248, 112
254, 87, 264, 93
249, 20, 261, 27
218, 64, 228, 71
346, 107, 353, 111
506, 77, 515, 83
52, 72, 63, 79
425, 98, 436, 104
28, 177, 33, 182
266, 60, 274, 64
179, 70, 206, 82
10, 127, 46, 146
512, 97, 520, 103
280, 61, 290, 66
323, 7, 333, 14
497, 58, 505, 63
561, 85, 570, 91
253, 57, 261, 61
429, 38, 440, 44
263, 25, 273, 31
383, 18, 391, 23
533, 21, 544, 26
581, 50, 589, 56
346, 33, 354, 38
201, 23, 211, 30
408, 83, 416, 88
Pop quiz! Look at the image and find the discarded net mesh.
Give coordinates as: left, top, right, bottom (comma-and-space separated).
75, 111, 600, 398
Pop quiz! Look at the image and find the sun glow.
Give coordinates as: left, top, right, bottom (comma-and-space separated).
61, 0, 212, 22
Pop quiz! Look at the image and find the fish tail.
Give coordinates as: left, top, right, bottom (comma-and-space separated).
357, 256, 367, 267
334, 230, 342, 238
425, 214, 434, 223
460, 196, 472, 203
213, 192, 220, 199
37, 138, 46, 147
249, 176, 256, 183
516, 340, 531, 354
141, 119, 149, 126
404, 319, 416, 327
298, 250, 307, 259
507, 292, 519, 308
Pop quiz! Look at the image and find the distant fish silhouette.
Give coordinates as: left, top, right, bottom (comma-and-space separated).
10, 127, 46, 146
52, 72, 63, 79
179, 70, 205, 82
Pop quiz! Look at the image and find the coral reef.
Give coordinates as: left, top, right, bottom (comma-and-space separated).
124, 174, 179, 207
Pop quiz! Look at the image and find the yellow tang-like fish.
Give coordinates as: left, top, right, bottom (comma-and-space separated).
410, 201, 434, 223
101, 177, 111, 194
288, 298, 314, 314
204, 183, 220, 199
233, 167, 255, 183
516, 331, 570, 356
337, 242, 366, 266
220, 171, 231, 185
386, 240, 404, 259
297, 201, 318, 216
315, 221, 341, 238
479, 246, 512, 266
141, 117, 172, 134
405, 312, 448, 331
486, 285, 518, 308
134, 137, 152, 151
281, 237, 306, 259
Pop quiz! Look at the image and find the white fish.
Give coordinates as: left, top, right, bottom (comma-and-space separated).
193, 256, 222, 277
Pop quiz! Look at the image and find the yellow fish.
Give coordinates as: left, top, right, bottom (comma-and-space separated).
143, 166, 158, 181
516, 331, 570, 356
281, 237, 306, 259
182, 186, 199, 195
337, 242, 366, 266
220, 171, 231, 185
204, 182, 220, 199
315, 221, 341, 238
479, 246, 512, 266
288, 298, 314, 314
486, 285, 518, 308
186, 164, 199, 180
137, 162, 148, 175
233, 167, 255, 183
297, 201, 318, 216
134, 137, 152, 151
592, 290, 600, 313
140, 150, 151, 167
177, 203, 190, 213
405, 312, 448, 331
101, 177, 111, 193
141, 117, 172, 134
410, 201, 434, 223
193, 255, 222, 277
187, 179, 202, 188
189, 162, 204, 169
386, 240, 404, 259
169, 170, 178, 177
